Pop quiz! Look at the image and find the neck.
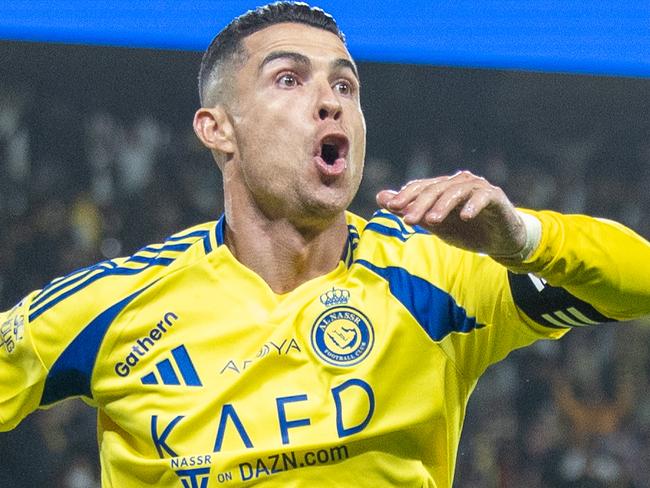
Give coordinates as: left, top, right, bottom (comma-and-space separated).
223, 204, 349, 295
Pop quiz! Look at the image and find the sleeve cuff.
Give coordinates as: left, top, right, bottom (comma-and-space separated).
492, 210, 542, 263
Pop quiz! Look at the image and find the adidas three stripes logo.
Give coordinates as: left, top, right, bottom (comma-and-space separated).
140, 345, 203, 386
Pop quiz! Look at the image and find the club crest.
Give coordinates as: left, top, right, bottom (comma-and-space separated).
310, 305, 374, 367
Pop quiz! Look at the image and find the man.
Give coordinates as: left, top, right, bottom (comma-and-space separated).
1, 2, 649, 487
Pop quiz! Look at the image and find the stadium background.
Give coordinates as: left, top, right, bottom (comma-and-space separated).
1, 2, 650, 486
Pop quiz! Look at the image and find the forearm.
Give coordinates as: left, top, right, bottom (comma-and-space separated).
500, 210, 650, 321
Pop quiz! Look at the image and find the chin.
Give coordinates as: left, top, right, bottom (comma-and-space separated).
300, 190, 352, 220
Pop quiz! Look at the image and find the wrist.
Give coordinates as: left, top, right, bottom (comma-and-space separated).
492, 211, 542, 263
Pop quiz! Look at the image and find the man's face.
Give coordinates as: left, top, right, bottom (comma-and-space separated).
227, 22, 366, 224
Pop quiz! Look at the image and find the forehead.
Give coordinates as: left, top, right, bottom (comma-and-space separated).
242, 22, 353, 66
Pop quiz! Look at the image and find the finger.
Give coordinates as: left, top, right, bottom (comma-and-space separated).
382, 179, 429, 212
421, 181, 479, 224
458, 188, 493, 220
385, 175, 459, 213
376, 189, 398, 209
401, 183, 452, 224
401, 174, 486, 224
379, 173, 481, 218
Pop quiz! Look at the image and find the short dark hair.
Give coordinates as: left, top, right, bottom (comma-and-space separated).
198, 1, 346, 106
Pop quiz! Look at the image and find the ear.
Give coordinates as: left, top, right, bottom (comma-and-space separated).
193, 106, 236, 155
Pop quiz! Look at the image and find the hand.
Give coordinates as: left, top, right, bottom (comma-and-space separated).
376, 171, 527, 257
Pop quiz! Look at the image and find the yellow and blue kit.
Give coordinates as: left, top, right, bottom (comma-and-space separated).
1, 209, 649, 487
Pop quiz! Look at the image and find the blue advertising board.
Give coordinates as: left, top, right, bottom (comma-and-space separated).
1, 1, 649, 77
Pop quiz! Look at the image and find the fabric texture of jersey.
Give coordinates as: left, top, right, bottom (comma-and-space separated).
1, 209, 649, 488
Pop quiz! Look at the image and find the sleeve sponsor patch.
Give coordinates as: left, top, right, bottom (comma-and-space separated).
1, 303, 26, 355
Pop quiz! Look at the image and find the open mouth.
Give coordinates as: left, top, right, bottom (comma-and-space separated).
318, 135, 349, 165
322, 143, 339, 165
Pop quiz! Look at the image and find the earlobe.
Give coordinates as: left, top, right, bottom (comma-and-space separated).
193, 106, 236, 154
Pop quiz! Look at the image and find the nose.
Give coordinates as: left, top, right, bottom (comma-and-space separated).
316, 84, 342, 121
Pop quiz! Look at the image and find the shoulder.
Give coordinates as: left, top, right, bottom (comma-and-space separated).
19, 221, 218, 406
351, 209, 459, 268
27, 220, 219, 328
351, 210, 500, 310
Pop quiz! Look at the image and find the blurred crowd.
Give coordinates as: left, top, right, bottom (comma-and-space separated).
1, 43, 650, 487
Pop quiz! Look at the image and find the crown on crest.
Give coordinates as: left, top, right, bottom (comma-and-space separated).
320, 287, 350, 307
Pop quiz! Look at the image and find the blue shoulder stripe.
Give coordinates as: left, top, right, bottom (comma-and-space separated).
29, 263, 167, 322
45, 259, 118, 288
40, 283, 153, 405
373, 210, 430, 235
364, 223, 411, 241
126, 255, 175, 266
29, 261, 118, 314
28, 227, 213, 322
355, 259, 485, 341
365, 210, 430, 241
140, 243, 192, 254
167, 229, 212, 254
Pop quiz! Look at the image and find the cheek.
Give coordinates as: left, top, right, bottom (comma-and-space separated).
235, 114, 296, 192
349, 111, 367, 164
238, 98, 307, 159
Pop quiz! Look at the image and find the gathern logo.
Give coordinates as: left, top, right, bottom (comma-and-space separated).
310, 306, 374, 367
114, 311, 178, 377
320, 287, 350, 307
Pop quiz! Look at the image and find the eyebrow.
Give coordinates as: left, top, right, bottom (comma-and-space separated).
332, 58, 360, 82
259, 50, 360, 82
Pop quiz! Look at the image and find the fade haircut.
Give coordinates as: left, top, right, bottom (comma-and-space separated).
198, 1, 346, 107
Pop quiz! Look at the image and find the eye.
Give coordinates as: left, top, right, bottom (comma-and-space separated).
334, 80, 354, 96
277, 73, 299, 88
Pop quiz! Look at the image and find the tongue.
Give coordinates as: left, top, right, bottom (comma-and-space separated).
314, 154, 346, 177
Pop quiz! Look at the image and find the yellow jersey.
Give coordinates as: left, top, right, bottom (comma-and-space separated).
1, 209, 649, 487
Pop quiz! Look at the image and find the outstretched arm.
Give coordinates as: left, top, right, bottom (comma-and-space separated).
376, 170, 650, 321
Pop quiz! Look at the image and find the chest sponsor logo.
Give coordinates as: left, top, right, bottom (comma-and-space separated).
1, 305, 25, 354
150, 378, 373, 481
166, 446, 351, 486
220, 338, 301, 375
310, 306, 374, 367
